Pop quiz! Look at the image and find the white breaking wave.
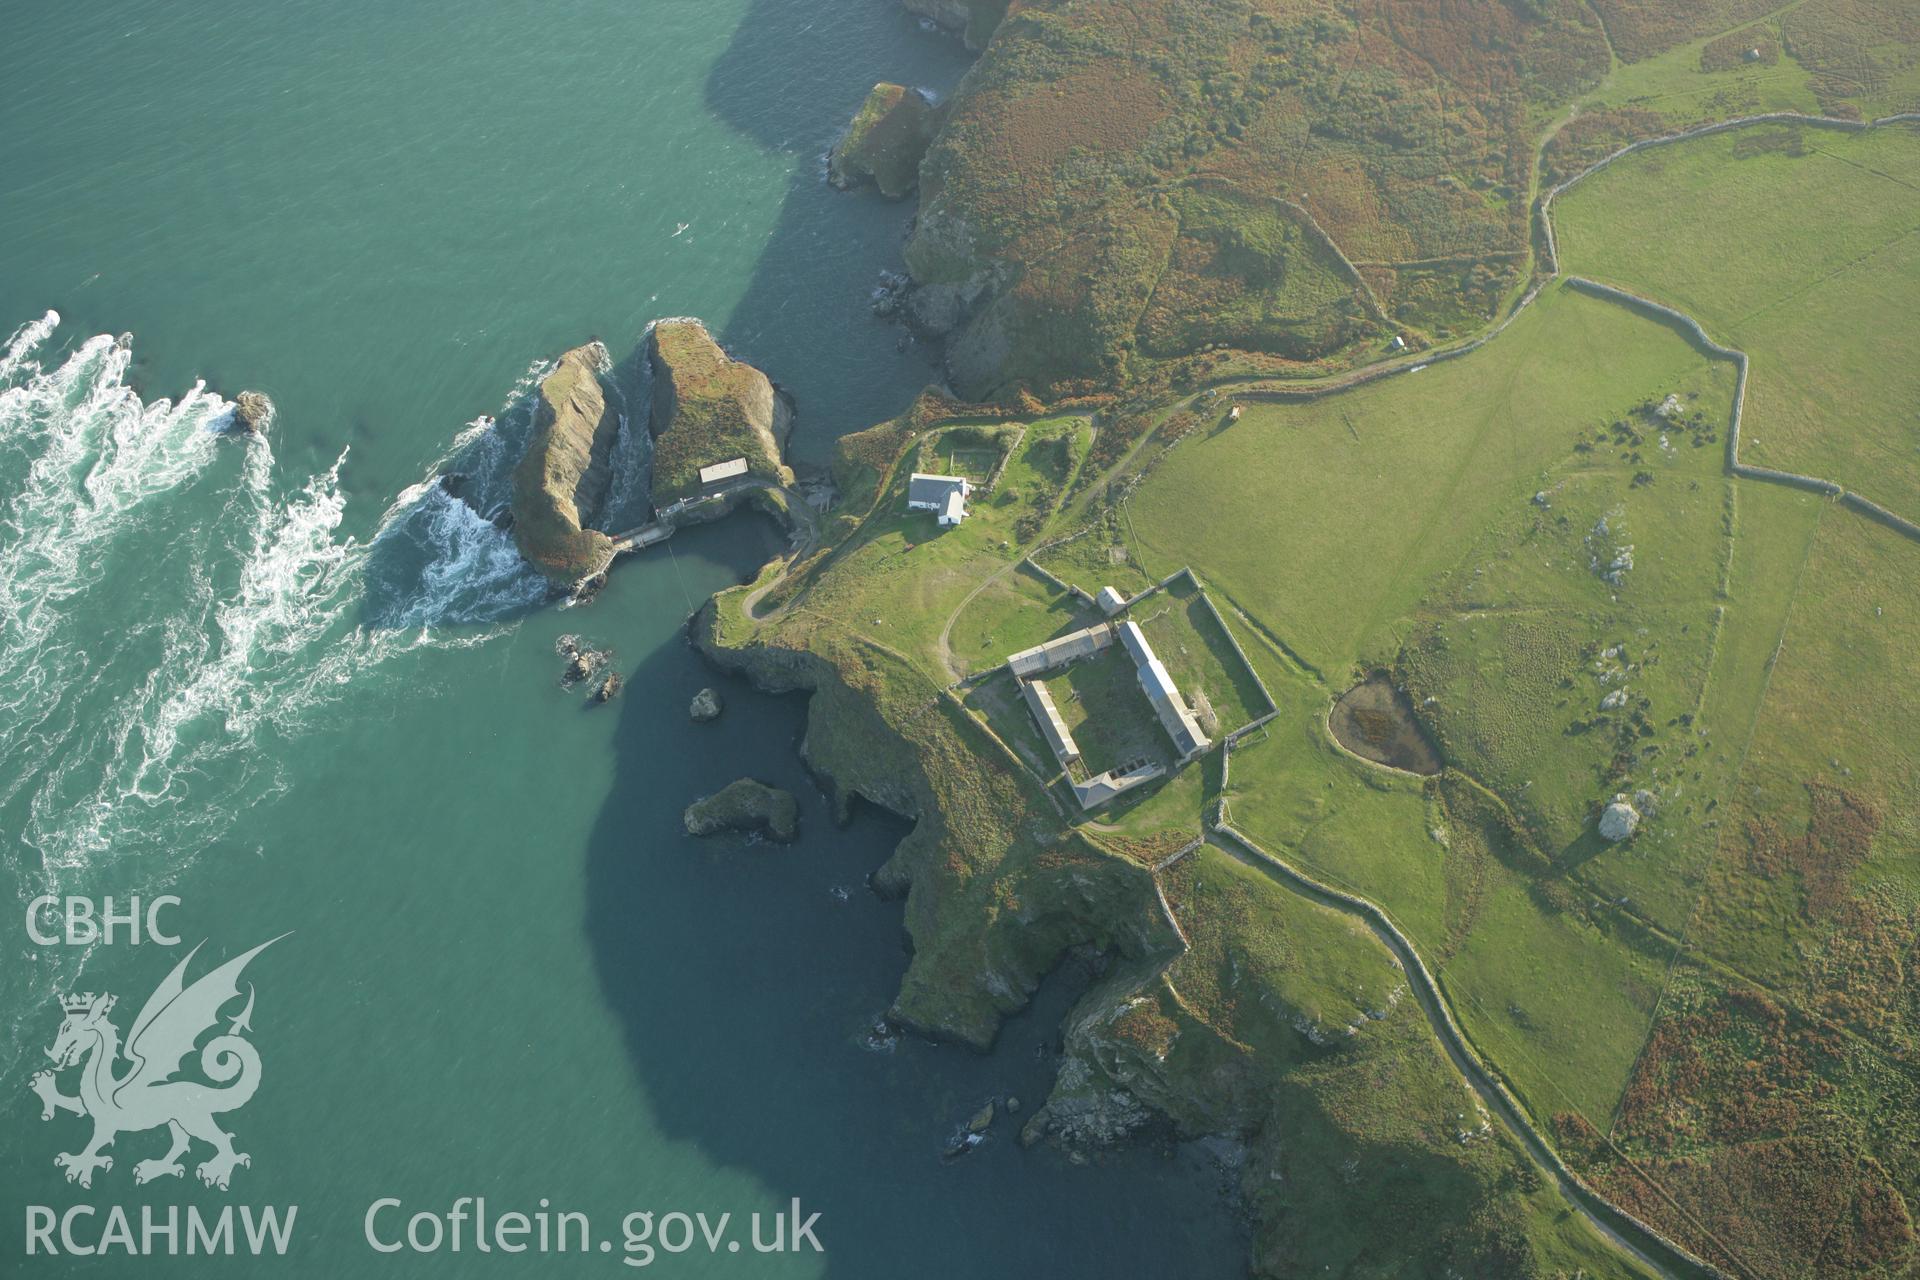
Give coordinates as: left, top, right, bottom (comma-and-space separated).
0, 314, 554, 1075
0, 315, 540, 884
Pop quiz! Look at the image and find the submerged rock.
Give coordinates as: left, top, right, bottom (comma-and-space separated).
828, 83, 937, 200
689, 687, 723, 722
557, 635, 610, 686
230, 391, 274, 435
509, 341, 619, 585
646, 320, 794, 509
1599, 797, 1641, 842
683, 778, 798, 842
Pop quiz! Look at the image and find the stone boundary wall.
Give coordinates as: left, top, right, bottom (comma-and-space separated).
1205, 112, 1920, 547
1018, 553, 1094, 605
1210, 809, 1730, 1280
1563, 276, 1920, 542
1841, 492, 1920, 541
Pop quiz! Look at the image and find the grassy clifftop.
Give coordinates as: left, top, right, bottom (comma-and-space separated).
696, 406, 1664, 1278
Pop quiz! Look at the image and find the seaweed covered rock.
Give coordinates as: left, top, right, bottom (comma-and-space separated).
829, 83, 937, 199
646, 321, 794, 508
229, 391, 275, 435
510, 342, 619, 584
683, 778, 799, 842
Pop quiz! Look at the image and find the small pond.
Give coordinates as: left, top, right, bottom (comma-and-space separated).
1329, 672, 1444, 775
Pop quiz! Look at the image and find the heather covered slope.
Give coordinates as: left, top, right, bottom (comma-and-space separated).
894, 0, 1920, 402
902, 0, 1612, 398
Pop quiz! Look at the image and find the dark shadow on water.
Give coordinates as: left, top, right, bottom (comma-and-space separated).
577, 7, 1248, 1274
577, 564, 1247, 1273
698, 0, 970, 458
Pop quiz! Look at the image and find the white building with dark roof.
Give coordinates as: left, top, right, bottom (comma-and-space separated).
906, 472, 971, 526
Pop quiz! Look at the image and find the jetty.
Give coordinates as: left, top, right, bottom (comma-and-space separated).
605, 475, 820, 560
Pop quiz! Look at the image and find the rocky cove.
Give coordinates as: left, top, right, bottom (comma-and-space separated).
507, 319, 800, 589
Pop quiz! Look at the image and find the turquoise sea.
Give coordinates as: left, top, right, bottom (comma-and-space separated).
0, 1, 1243, 1275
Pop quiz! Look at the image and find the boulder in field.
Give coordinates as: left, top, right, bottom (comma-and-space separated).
1599, 798, 1641, 842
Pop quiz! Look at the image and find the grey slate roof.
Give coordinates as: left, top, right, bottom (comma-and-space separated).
908, 472, 968, 507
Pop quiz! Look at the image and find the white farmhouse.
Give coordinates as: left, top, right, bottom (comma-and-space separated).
907, 472, 972, 527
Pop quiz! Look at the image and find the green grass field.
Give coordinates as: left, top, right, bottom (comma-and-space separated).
1117, 210, 1920, 1271
1554, 122, 1920, 518
1127, 285, 1732, 677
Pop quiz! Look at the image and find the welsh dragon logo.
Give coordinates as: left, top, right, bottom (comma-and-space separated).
29, 936, 283, 1191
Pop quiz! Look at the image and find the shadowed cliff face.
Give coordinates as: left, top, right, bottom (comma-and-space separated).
697, 0, 971, 454
579, 5, 1249, 1276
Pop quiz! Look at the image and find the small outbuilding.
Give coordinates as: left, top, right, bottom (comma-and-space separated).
699, 457, 750, 486
1096, 586, 1127, 616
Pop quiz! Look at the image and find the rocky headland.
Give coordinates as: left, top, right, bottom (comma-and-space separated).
828, 83, 937, 200
683, 778, 799, 842
646, 319, 793, 510
510, 342, 620, 585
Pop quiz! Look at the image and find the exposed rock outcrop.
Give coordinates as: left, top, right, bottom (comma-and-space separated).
903, 0, 1006, 50
829, 84, 937, 199
646, 321, 794, 508
591, 672, 624, 705
689, 687, 723, 722
1600, 797, 1641, 842
230, 391, 274, 435
510, 342, 619, 585
557, 634, 610, 686
683, 778, 799, 842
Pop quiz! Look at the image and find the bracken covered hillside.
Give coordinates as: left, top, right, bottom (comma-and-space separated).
904, 0, 1612, 398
